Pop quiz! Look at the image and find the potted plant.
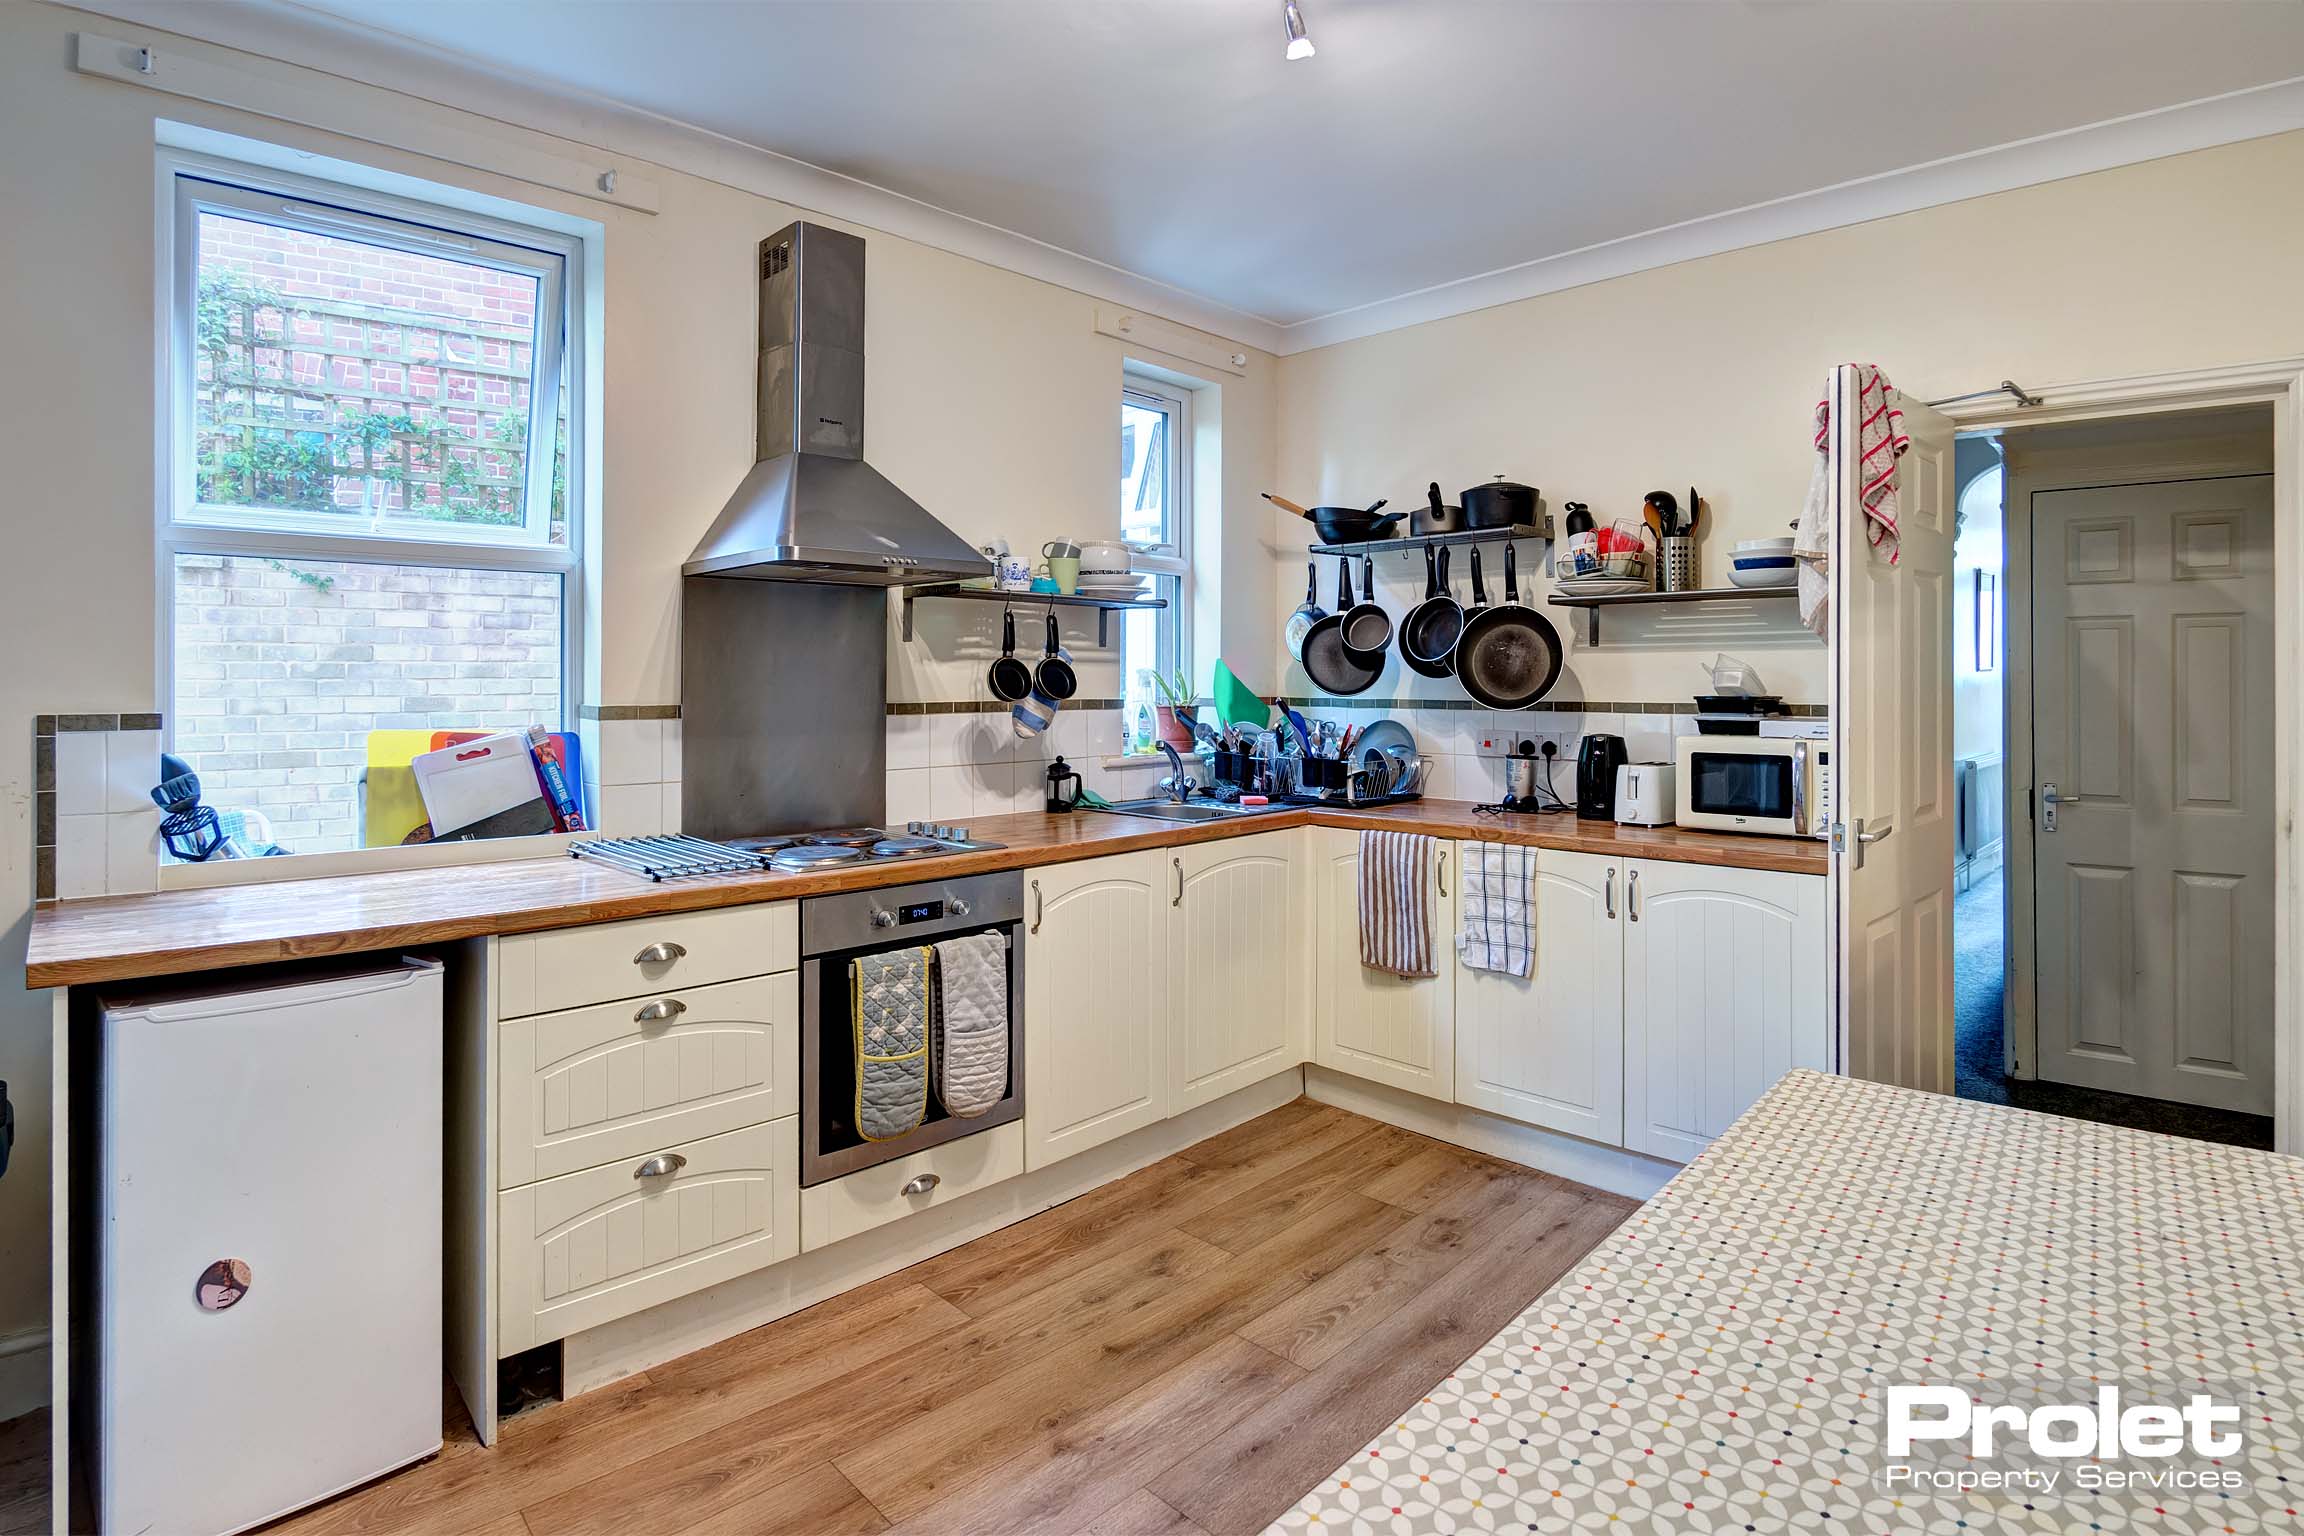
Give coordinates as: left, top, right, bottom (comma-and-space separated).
1150, 669, 1198, 749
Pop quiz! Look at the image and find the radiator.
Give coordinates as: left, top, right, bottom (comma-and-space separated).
1955, 752, 2004, 862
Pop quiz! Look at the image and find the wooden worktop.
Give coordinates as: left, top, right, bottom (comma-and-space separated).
24, 801, 1824, 989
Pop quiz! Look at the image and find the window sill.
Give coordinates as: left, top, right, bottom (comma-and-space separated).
158, 829, 582, 891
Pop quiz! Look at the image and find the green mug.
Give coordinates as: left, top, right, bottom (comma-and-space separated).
1040, 556, 1081, 595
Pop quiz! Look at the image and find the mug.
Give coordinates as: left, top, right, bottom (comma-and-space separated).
1039, 555, 1081, 594
1043, 539, 1082, 559
996, 554, 1033, 591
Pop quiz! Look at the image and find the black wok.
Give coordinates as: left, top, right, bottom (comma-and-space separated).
1454, 543, 1562, 710
1398, 543, 1463, 679
1262, 493, 1405, 547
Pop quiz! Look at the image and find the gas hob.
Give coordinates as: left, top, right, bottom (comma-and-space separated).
570, 824, 1006, 882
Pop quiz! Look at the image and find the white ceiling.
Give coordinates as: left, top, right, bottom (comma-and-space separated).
94, 0, 2304, 339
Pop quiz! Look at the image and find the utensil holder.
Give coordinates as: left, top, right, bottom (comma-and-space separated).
1661, 535, 1694, 593
1298, 756, 1349, 792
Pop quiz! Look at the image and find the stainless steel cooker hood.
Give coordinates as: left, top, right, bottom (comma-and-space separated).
684, 222, 989, 586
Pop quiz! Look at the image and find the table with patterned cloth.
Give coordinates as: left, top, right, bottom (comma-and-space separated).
1270, 1069, 2302, 1534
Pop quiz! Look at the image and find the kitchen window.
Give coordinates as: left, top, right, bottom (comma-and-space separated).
1120, 376, 1191, 712
160, 160, 583, 859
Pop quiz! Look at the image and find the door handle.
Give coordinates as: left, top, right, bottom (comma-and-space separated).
633, 997, 686, 1025
1604, 867, 1616, 920
2040, 781, 2067, 833
1848, 817, 1891, 870
632, 940, 687, 966
1030, 879, 1043, 934
1436, 850, 1448, 899
1627, 867, 1640, 921
632, 1152, 687, 1180
1173, 857, 1184, 907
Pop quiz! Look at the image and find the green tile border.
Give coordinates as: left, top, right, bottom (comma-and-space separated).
580, 704, 682, 721
887, 699, 1126, 716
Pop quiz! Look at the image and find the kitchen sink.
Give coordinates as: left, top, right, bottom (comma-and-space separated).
1097, 797, 1291, 823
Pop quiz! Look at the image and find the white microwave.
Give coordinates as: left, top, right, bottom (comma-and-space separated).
1674, 734, 1831, 839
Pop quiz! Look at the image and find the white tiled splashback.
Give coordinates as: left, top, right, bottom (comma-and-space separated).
577, 716, 685, 838
1280, 706, 1709, 806
53, 728, 162, 898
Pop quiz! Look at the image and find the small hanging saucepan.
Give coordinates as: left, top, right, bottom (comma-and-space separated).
987, 608, 1034, 702
1300, 556, 1383, 698
1284, 560, 1326, 661
1398, 543, 1464, 679
1034, 611, 1077, 701
1340, 553, 1391, 667
1453, 543, 1563, 710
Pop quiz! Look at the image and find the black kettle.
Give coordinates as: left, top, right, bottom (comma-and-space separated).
1045, 755, 1085, 813
1576, 734, 1628, 820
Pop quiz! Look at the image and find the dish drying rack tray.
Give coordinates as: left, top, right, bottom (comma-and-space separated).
571, 836, 770, 881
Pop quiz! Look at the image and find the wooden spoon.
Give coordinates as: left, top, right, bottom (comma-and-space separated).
1263, 493, 1313, 518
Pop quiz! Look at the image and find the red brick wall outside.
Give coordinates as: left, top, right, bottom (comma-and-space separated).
194, 211, 548, 527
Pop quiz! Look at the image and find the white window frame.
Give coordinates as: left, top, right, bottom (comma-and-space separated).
1122, 374, 1193, 688
157, 150, 586, 749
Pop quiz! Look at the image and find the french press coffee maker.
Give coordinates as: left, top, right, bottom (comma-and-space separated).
1044, 755, 1085, 813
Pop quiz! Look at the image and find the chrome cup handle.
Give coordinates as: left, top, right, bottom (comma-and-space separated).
634, 997, 687, 1025
633, 940, 688, 966
633, 1152, 687, 1180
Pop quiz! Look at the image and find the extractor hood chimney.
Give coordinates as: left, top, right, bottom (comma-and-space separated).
684, 222, 991, 585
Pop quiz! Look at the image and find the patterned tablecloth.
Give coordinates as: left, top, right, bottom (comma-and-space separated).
1271, 1070, 2302, 1534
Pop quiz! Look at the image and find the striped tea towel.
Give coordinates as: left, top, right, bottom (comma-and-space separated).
1795, 363, 1910, 637
932, 931, 1009, 1118
1456, 840, 1535, 977
1358, 830, 1437, 978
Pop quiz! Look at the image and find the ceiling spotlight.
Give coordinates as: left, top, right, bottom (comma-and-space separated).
1282, 0, 1315, 59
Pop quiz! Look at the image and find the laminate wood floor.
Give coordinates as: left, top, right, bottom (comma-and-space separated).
255, 1099, 1634, 1536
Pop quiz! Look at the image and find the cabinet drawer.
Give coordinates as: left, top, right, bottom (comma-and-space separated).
499, 973, 798, 1188
498, 901, 798, 1017
498, 1118, 799, 1354
800, 1123, 1024, 1252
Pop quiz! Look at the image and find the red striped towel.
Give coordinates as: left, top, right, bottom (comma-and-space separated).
1815, 364, 1910, 564
1358, 830, 1436, 978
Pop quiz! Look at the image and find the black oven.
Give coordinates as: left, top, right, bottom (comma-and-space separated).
797, 870, 1025, 1186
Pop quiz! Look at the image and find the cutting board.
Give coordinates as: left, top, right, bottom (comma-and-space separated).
410, 732, 555, 842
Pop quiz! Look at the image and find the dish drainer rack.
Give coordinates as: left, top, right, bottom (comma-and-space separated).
570, 835, 770, 882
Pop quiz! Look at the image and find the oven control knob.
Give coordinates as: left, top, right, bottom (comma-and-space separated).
948, 897, 972, 918
870, 908, 897, 929
948, 826, 969, 843
906, 821, 926, 835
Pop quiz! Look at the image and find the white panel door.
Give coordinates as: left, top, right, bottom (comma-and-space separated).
1454, 846, 1624, 1144
1311, 827, 1456, 1101
1171, 831, 1308, 1112
1625, 860, 1829, 1162
1833, 369, 1957, 1092
2031, 475, 2274, 1113
1022, 852, 1170, 1169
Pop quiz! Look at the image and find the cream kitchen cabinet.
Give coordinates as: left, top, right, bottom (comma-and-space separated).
1022, 850, 1172, 1169
1622, 858, 1828, 1162
1454, 846, 1624, 1145
1311, 826, 1455, 1101
1168, 831, 1309, 1113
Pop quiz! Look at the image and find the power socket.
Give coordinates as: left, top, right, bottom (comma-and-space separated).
1475, 733, 1545, 761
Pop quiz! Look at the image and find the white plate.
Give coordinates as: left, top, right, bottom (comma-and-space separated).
1556, 578, 1651, 597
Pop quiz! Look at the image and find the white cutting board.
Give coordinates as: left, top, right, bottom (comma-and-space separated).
410, 732, 545, 837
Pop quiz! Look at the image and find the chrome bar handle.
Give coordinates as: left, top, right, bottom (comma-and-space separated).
1627, 867, 1640, 921
1173, 857, 1184, 908
1604, 867, 1616, 920
1437, 849, 1448, 899
632, 1152, 687, 1180
1030, 879, 1044, 934
633, 997, 686, 1025
1791, 741, 1809, 835
633, 940, 687, 966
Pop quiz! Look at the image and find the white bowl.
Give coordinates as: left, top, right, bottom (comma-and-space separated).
1728, 564, 1796, 589
1734, 537, 1796, 552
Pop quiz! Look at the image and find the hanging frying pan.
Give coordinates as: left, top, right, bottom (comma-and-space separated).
1453, 543, 1563, 710
1284, 560, 1325, 661
1398, 543, 1464, 678
1340, 553, 1392, 667
1300, 555, 1383, 698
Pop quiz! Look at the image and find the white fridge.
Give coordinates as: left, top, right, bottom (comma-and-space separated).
97, 957, 444, 1536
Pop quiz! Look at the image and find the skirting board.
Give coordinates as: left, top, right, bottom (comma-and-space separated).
559, 1066, 1307, 1396
0, 1329, 49, 1424
1302, 1067, 1680, 1203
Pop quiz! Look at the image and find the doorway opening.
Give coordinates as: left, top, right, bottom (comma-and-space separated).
1950, 406, 2275, 1149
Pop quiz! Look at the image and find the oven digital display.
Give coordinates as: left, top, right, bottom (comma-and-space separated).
897, 900, 943, 924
